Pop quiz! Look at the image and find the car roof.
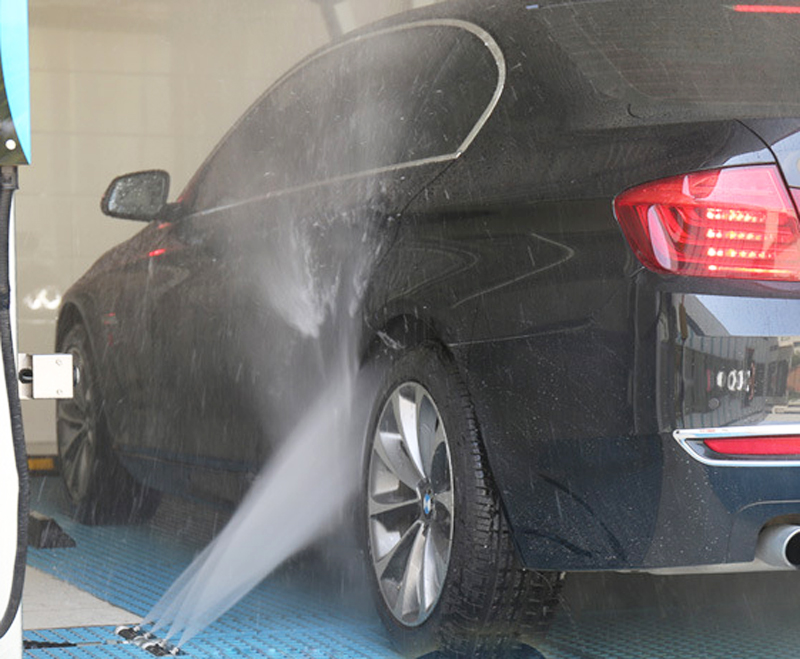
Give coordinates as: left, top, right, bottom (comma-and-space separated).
362, 0, 800, 126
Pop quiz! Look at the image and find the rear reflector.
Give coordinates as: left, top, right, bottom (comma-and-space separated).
614, 165, 800, 281
734, 5, 800, 14
704, 436, 800, 456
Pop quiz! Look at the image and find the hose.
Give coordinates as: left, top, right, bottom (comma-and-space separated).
0, 165, 29, 638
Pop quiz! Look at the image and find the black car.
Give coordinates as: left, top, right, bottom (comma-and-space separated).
56, 0, 800, 655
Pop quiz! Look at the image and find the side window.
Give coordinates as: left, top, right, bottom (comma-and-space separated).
186, 22, 501, 213
312, 23, 500, 178
185, 91, 304, 211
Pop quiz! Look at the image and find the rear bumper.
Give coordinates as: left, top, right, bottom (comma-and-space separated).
451, 276, 800, 572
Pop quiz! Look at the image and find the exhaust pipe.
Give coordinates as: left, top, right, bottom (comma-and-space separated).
755, 525, 800, 569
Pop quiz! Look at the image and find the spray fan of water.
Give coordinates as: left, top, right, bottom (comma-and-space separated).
144, 370, 360, 647
133, 212, 382, 649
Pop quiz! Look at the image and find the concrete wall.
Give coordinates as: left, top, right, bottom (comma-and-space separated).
19, 0, 433, 455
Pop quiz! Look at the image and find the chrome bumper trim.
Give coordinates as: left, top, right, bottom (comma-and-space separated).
674, 424, 800, 467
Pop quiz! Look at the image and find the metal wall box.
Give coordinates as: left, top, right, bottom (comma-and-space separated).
18, 353, 73, 400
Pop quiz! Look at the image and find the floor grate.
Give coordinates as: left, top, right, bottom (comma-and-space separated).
25, 476, 800, 658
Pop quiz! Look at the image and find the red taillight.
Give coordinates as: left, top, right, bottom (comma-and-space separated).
704, 436, 800, 456
614, 165, 800, 281
734, 4, 800, 14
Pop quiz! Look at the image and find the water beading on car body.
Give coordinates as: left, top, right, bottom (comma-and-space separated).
55, 0, 800, 654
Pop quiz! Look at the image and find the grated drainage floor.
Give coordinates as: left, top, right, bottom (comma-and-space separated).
24, 476, 800, 658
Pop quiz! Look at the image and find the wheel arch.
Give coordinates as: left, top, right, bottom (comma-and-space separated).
56, 295, 105, 364
360, 312, 455, 365
361, 310, 534, 557
357, 311, 460, 479
358, 320, 563, 652
55, 297, 111, 420
55, 301, 85, 350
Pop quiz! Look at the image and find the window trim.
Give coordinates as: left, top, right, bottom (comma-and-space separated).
188, 18, 506, 218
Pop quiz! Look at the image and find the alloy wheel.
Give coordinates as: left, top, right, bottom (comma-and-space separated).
56, 351, 96, 502
367, 382, 454, 627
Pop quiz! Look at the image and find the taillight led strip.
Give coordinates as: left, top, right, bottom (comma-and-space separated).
614, 165, 800, 281
734, 5, 800, 14
674, 426, 800, 467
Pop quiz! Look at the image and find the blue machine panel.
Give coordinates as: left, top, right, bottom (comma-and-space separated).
0, 0, 30, 165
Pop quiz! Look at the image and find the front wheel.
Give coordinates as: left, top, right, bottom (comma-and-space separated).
57, 323, 160, 524
363, 342, 562, 657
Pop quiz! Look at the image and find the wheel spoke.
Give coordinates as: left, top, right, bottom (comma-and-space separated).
374, 518, 421, 581
60, 423, 88, 463
373, 414, 424, 491
369, 492, 419, 519
57, 402, 86, 428
417, 393, 440, 479
422, 524, 445, 612
429, 515, 451, 573
393, 387, 426, 481
65, 461, 81, 496
64, 428, 92, 497
394, 521, 426, 623
434, 487, 453, 519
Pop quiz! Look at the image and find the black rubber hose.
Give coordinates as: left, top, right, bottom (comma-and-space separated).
0, 165, 29, 638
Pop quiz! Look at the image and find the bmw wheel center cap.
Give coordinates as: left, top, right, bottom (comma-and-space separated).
423, 491, 433, 517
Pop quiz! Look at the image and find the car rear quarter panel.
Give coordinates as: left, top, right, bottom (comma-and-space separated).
365, 105, 800, 570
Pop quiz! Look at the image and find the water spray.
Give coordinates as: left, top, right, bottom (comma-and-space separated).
136, 213, 382, 647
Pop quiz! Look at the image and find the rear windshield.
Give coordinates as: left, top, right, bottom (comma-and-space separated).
532, 0, 800, 114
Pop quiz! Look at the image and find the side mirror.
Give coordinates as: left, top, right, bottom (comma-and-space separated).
101, 170, 170, 221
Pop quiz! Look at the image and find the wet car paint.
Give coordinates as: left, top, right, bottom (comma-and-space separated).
58, 1, 800, 572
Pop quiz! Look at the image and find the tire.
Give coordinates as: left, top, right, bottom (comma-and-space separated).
56, 323, 160, 525
363, 342, 563, 658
